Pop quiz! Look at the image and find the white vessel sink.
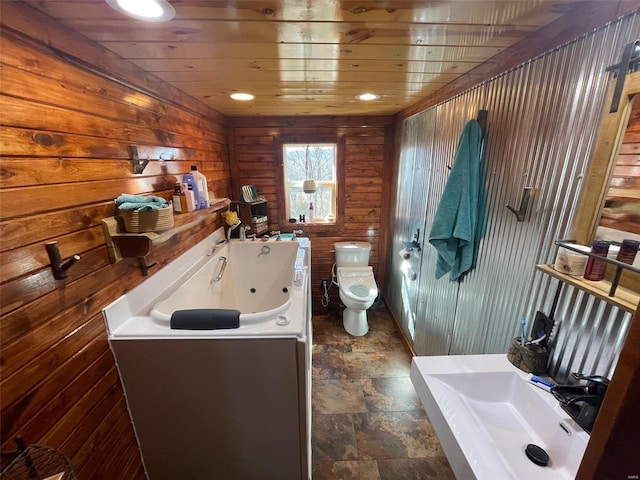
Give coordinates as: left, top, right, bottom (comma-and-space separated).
410, 354, 589, 480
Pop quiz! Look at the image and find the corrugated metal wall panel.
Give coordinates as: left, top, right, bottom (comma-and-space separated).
387, 11, 640, 379
402, 112, 436, 339
547, 285, 633, 383
414, 107, 459, 355
386, 119, 417, 322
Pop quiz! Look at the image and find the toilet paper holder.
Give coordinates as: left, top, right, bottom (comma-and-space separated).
402, 228, 422, 252
400, 239, 420, 260
402, 240, 421, 251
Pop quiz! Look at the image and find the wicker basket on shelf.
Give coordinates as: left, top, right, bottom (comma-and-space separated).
119, 205, 174, 233
507, 337, 549, 375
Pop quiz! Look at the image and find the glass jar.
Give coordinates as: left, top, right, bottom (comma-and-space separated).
584, 240, 610, 281
616, 239, 639, 265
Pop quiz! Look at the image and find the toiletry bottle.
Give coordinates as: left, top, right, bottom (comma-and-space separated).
616, 239, 639, 265
584, 240, 610, 281
182, 171, 200, 210
182, 183, 196, 212
190, 165, 210, 209
172, 182, 187, 213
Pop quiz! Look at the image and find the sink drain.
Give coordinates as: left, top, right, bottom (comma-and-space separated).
525, 444, 550, 467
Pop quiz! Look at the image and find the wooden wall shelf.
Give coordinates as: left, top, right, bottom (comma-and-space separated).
102, 198, 230, 270
536, 264, 639, 313
148, 198, 231, 244
230, 199, 268, 236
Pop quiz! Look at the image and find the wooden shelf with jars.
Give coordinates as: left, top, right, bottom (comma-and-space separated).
536, 240, 640, 313
230, 199, 269, 236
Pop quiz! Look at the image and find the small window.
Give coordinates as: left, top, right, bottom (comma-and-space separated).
282, 143, 337, 223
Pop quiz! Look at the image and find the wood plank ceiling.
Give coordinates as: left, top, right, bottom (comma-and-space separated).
20, 0, 622, 116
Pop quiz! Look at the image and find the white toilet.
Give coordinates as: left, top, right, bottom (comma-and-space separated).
334, 241, 378, 336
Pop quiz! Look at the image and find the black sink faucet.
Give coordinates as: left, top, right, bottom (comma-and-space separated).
573, 373, 610, 395
551, 372, 610, 433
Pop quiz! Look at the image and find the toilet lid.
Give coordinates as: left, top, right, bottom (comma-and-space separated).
349, 284, 371, 298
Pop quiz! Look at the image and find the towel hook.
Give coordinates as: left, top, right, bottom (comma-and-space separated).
130, 145, 150, 175
476, 109, 488, 138
45, 241, 81, 280
506, 187, 534, 222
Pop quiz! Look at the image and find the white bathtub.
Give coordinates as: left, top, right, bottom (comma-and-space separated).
150, 239, 302, 326
104, 231, 309, 338
102, 228, 312, 479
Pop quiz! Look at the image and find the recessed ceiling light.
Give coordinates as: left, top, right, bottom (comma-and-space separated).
356, 93, 380, 101
230, 93, 255, 101
106, 0, 175, 22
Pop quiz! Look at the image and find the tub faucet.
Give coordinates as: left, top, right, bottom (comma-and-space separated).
239, 225, 251, 241
270, 230, 282, 241
227, 220, 241, 241
292, 229, 303, 239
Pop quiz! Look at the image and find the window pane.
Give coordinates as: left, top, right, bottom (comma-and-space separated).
283, 143, 337, 222
310, 145, 336, 181
288, 185, 309, 219
313, 185, 335, 219
284, 146, 307, 182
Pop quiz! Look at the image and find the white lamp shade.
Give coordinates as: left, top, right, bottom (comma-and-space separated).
303, 179, 317, 193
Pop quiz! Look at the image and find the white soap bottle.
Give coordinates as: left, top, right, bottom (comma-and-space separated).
182, 171, 200, 210
190, 165, 210, 209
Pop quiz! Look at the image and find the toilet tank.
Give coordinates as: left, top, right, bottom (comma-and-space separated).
334, 241, 371, 268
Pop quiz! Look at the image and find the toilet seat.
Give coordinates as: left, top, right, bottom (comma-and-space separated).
337, 267, 378, 304
349, 283, 371, 299
336, 266, 377, 336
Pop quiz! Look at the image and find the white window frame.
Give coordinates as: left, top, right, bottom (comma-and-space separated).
282, 143, 338, 224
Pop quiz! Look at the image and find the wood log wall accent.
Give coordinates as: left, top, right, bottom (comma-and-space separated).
0, 4, 231, 478
228, 117, 395, 311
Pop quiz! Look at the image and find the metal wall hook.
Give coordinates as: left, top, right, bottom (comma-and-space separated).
130, 145, 150, 174
506, 187, 534, 222
45, 241, 81, 279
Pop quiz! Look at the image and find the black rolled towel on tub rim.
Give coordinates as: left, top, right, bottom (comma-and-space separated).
170, 309, 240, 330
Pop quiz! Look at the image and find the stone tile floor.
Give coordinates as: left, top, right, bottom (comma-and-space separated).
311, 308, 456, 480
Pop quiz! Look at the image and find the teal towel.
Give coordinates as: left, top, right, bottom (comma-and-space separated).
428, 120, 485, 281
115, 194, 169, 211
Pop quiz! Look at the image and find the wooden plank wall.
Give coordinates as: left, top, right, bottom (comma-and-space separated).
599, 98, 640, 234
0, 3, 231, 478
228, 117, 395, 311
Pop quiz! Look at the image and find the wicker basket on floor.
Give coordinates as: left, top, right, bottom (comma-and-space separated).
119, 205, 174, 233
1, 442, 77, 480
